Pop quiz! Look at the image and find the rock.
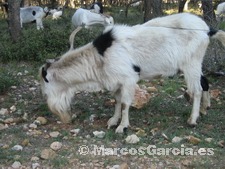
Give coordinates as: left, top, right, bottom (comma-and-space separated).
135, 129, 147, 137
11, 86, 17, 89
31, 156, 40, 162
11, 145, 23, 151
0, 123, 8, 130
29, 87, 36, 91
131, 85, 151, 109
70, 128, 80, 135
93, 131, 105, 138
218, 140, 224, 148
10, 105, 16, 112
49, 131, 60, 138
32, 162, 40, 169
29, 123, 37, 129
4, 117, 14, 124
21, 139, 30, 146
40, 149, 56, 160
150, 127, 159, 136
119, 163, 129, 169
125, 134, 140, 144
172, 136, 183, 143
0, 108, 9, 115
36, 116, 47, 125
205, 138, 213, 143
146, 86, 158, 92
89, 114, 96, 122
50, 141, 62, 151
110, 165, 120, 169
187, 135, 201, 145
11, 161, 22, 169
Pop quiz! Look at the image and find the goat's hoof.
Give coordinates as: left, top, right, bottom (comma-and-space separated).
187, 118, 197, 127
115, 125, 128, 133
107, 117, 119, 129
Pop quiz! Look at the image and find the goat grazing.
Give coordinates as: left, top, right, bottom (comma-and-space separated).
216, 2, 225, 21
40, 13, 225, 133
90, 2, 103, 13
72, 8, 114, 29
20, 6, 49, 30
49, 8, 62, 20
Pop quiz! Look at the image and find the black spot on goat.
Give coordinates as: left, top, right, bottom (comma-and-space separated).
32, 10, 36, 16
200, 75, 209, 91
93, 30, 114, 56
133, 64, 141, 75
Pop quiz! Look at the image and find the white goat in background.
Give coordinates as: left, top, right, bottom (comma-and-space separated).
90, 2, 103, 13
40, 13, 225, 133
20, 6, 49, 30
72, 8, 114, 29
216, 2, 225, 21
49, 8, 63, 20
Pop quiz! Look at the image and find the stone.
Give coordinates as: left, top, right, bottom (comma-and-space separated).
50, 141, 62, 151
172, 136, 183, 143
49, 131, 60, 138
187, 135, 201, 145
0, 108, 9, 115
40, 149, 56, 159
36, 116, 47, 125
11, 145, 23, 151
11, 161, 22, 169
93, 131, 105, 138
32, 163, 40, 169
125, 134, 140, 144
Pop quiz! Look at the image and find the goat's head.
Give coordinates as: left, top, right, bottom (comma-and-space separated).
104, 15, 114, 26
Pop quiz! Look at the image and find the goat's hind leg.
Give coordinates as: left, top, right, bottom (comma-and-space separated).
200, 76, 211, 115
183, 67, 202, 126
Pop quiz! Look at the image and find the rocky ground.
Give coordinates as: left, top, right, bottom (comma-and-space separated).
0, 63, 224, 169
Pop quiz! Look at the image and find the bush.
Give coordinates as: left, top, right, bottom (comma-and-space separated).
0, 13, 102, 62
0, 68, 19, 94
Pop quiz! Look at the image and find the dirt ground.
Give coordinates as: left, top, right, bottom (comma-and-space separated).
0, 63, 224, 169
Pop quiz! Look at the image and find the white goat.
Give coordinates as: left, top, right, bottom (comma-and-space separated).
20, 6, 49, 30
216, 2, 225, 21
40, 13, 225, 133
49, 8, 62, 20
90, 2, 103, 13
72, 8, 114, 29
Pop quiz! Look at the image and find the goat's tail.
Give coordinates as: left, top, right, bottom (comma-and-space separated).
69, 26, 82, 50
209, 28, 225, 47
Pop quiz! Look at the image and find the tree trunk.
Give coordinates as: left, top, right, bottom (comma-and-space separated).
201, 0, 215, 26
8, 0, 21, 43
178, 0, 187, 13
144, 0, 162, 22
144, 0, 151, 22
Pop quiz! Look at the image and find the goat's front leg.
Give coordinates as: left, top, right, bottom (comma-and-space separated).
115, 103, 130, 133
107, 90, 122, 128
115, 84, 135, 133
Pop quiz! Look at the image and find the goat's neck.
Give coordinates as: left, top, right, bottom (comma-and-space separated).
54, 44, 104, 88
86, 13, 106, 25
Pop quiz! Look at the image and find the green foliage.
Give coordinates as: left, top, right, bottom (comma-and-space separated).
0, 67, 19, 94
0, 13, 102, 62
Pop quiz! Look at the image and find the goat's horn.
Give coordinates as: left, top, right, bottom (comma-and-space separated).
69, 26, 82, 51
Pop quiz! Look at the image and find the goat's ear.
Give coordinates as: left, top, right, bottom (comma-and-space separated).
44, 7, 49, 12
46, 59, 55, 64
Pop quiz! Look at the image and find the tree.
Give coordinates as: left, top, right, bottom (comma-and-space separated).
144, 0, 162, 22
178, 0, 187, 13
8, 0, 22, 43
201, 0, 215, 26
